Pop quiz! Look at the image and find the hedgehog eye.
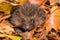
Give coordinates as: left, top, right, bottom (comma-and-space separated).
21, 18, 25, 24
31, 19, 35, 24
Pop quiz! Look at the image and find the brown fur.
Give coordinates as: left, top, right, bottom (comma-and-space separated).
8, 3, 46, 32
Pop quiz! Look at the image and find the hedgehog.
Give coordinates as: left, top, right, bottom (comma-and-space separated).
8, 3, 46, 32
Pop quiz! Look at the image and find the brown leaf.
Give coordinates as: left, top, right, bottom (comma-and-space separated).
0, 20, 14, 34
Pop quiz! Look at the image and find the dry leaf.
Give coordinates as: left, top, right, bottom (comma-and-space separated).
49, 0, 58, 5
0, 2, 13, 14
0, 20, 14, 34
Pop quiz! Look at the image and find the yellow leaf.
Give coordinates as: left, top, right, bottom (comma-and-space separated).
18, 0, 28, 5
0, 2, 13, 14
0, 34, 22, 40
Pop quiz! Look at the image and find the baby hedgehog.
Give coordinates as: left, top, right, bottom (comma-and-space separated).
8, 3, 46, 32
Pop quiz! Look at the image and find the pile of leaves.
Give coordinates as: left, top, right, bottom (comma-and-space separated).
0, 0, 60, 40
